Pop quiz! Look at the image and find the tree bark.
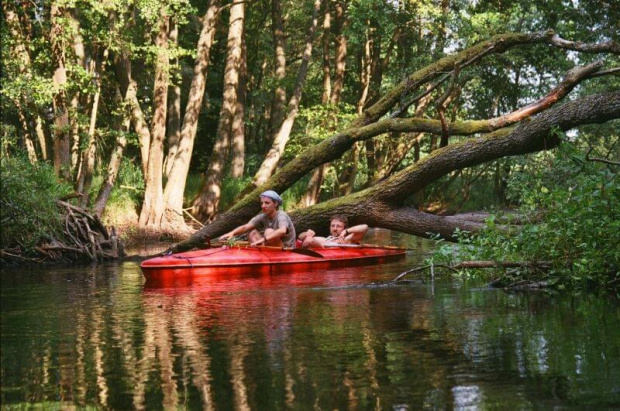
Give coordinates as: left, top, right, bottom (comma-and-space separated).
93, 86, 129, 217
50, 3, 72, 180
113, 51, 151, 178
330, 0, 347, 104
191, 0, 244, 222
268, 0, 287, 140
77, 49, 108, 208
164, 19, 181, 180
139, 13, 169, 227
321, 0, 331, 104
230, 21, 247, 178
162, 0, 220, 228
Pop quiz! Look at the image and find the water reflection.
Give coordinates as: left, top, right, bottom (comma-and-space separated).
1, 236, 619, 409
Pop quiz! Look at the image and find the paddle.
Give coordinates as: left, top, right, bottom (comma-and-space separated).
260, 245, 325, 258
208, 238, 325, 258
323, 243, 405, 250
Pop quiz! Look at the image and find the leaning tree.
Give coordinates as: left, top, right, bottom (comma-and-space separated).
170, 30, 620, 253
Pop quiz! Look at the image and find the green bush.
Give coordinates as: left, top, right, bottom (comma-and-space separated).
431, 143, 620, 290
0, 155, 73, 252
99, 158, 144, 226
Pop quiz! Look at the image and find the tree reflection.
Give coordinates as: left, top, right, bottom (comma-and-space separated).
1, 263, 619, 409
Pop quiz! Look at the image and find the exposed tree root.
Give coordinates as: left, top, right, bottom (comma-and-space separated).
1, 201, 124, 264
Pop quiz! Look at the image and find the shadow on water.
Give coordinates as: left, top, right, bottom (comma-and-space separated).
1, 230, 619, 409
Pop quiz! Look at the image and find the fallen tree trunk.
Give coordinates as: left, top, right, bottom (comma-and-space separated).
169, 90, 620, 253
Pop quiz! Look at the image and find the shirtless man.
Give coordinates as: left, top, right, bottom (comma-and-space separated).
298, 215, 368, 248
219, 190, 296, 248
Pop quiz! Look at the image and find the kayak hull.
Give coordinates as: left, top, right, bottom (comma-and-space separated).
141, 245, 405, 284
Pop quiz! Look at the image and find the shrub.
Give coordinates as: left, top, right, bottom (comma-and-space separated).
430, 143, 620, 290
0, 155, 73, 252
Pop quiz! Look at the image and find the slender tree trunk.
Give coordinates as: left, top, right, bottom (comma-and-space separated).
164, 19, 181, 179
307, 0, 348, 203
50, 3, 72, 180
69, 9, 86, 177
35, 117, 50, 161
338, 143, 358, 195
93, 86, 129, 217
301, 166, 326, 207
231, 26, 247, 178
113, 51, 151, 178
77, 49, 108, 208
321, 0, 331, 104
357, 26, 371, 115
331, 0, 347, 104
163, 0, 220, 228
14, 100, 38, 163
268, 0, 287, 143
139, 13, 169, 227
192, 0, 244, 222
251, 0, 322, 188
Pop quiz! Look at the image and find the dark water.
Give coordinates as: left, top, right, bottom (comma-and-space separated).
1, 232, 619, 410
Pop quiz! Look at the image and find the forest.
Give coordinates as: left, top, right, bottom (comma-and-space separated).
1, 0, 618, 289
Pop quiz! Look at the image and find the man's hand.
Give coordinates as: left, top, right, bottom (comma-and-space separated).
251, 237, 265, 247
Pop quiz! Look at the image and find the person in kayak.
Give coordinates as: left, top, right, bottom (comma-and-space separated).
219, 190, 297, 248
298, 215, 368, 248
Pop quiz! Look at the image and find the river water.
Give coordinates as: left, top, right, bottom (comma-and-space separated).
1, 232, 619, 410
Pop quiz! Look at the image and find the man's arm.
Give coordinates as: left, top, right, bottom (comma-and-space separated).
341, 224, 369, 243
219, 222, 255, 241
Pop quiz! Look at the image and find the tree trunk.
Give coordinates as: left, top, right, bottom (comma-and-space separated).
357, 25, 371, 115
251, 0, 322, 188
230, 27, 247, 179
139, 13, 169, 227
68, 9, 87, 178
330, 0, 347, 104
321, 0, 331, 105
163, 0, 220, 229
268, 0, 287, 141
164, 20, 181, 180
192, 0, 244, 222
112, 51, 152, 178
50, 3, 72, 180
93, 86, 129, 217
77, 49, 108, 208
301, 164, 327, 207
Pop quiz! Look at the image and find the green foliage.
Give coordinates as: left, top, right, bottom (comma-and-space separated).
431, 142, 619, 290
0, 155, 73, 252
219, 175, 252, 212
285, 103, 357, 200
100, 158, 144, 226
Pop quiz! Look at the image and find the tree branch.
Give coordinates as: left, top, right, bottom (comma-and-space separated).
548, 33, 620, 54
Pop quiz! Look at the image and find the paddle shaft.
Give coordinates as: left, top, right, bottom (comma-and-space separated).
209, 241, 324, 258
323, 243, 407, 250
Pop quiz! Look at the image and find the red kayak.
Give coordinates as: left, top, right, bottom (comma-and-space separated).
141, 244, 405, 282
